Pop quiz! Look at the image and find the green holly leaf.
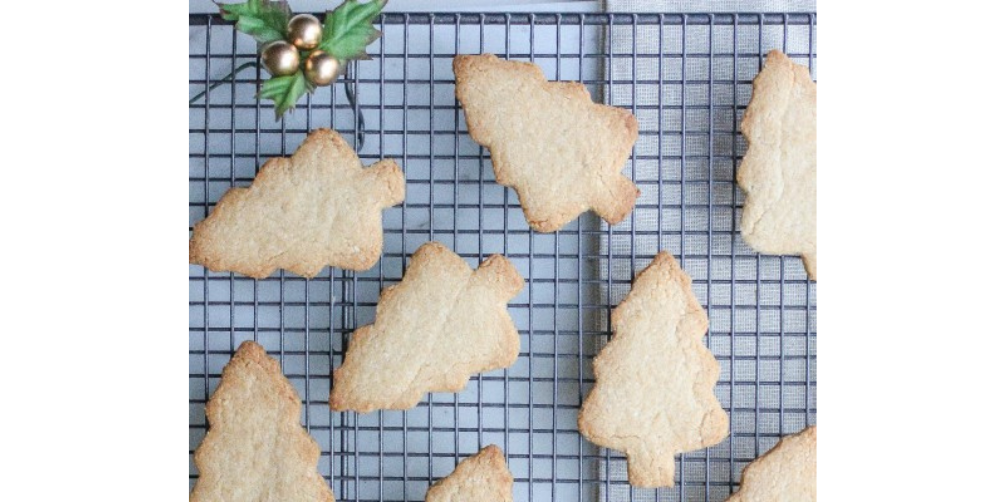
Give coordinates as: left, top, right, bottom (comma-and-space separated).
218, 0, 292, 44
258, 71, 312, 119
319, 0, 387, 61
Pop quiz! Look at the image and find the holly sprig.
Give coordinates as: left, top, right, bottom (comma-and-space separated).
319, 0, 385, 60
218, 0, 387, 119
258, 72, 310, 119
220, 0, 291, 44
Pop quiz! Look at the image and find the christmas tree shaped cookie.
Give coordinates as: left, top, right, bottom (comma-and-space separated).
738, 50, 817, 280
726, 426, 817, 502
454, 53, 639, 232
190, 341, 334, 502
190, 128, 404, 279
425, 445, 514, 502
330, 241, 524, 413
579, 251, 729, 487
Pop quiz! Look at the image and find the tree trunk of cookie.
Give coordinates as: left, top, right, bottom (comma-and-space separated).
627, 446, 675, 488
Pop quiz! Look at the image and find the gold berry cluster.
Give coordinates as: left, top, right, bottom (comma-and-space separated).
261, 14, 340, 86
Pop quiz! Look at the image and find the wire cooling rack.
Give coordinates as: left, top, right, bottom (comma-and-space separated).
189, 12, 816, 502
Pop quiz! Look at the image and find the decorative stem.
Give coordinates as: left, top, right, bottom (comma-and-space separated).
189, 61, 260, 105
189, 60, 367, 151
344, 63, 366, 149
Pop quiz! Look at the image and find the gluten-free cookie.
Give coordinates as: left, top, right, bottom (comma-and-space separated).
190, 341, 334, 502
579, 251, 729, 488
454, 53, 639, 232
425, 445, 513, 502
726, 426, 817, 502
330, 241, 524, 413
738, 50, 817, 280
190, 128, 404, 279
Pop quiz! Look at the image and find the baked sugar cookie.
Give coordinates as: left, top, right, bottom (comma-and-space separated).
726, 426, 817, 502
190, 128, 404, 279
331, 241, 524, 413
454, 53, 639, 232
579, 251, 728, 487
191, 341, 334, 502
738, 50, 817, 280
425, 445, 513, 502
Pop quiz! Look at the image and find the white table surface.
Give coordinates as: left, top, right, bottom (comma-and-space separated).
190, 0, 601, 13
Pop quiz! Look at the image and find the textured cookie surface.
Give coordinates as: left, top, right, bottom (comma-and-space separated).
331, 241, 524, 412
189, 128, 404, 279
425, 445, 514, 502
454, 53, 639, 232
738, 50, 817, 280
190, 341, 334, 502
726, 426, 817, 502
579, 251, 729, 488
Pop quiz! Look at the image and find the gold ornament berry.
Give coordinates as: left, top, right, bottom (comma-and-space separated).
287, 14, 322, 50
305, 51, 340, 86
261, 40, 300, 76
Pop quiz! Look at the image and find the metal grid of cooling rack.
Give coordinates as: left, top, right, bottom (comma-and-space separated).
189, 12, 816, 502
